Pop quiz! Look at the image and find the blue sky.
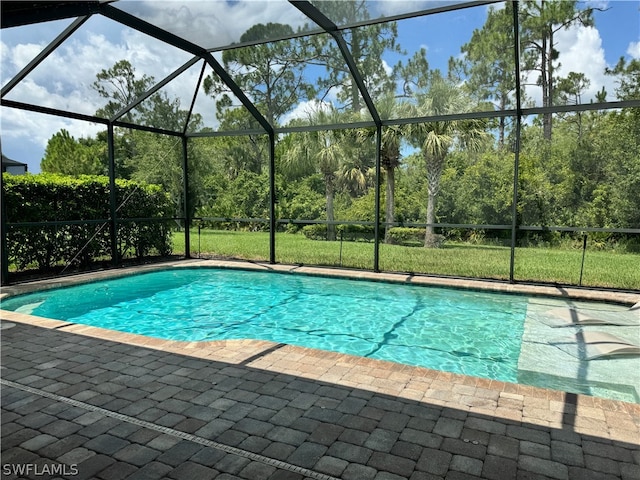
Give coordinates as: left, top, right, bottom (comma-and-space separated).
1, 0, 638, 173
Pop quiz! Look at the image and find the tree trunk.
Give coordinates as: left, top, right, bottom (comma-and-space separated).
326, 175, 336, 241
540, 4, 553, 141
545, 26, 554, 140
424, 153, 445, 248
425, 188, 436, 243
384, 166, 395, 243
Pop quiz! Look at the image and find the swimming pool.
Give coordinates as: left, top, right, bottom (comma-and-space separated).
1, 267, 637, 402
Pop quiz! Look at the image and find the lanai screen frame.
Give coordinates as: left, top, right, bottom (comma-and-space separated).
1, 0, 639, 286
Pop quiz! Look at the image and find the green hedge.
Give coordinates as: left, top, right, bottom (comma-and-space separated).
3, 173, 173, 271
301, 223, 377, 241
387, 227, 425, 246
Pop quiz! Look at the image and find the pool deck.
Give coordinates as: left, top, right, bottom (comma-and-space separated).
2, 260, 639, 479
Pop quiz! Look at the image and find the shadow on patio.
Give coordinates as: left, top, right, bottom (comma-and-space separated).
1, 321, 639, 480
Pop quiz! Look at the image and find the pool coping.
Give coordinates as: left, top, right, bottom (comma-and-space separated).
2, 258, 639, 305
1, 259, 639, 422
2, 306, 640, 439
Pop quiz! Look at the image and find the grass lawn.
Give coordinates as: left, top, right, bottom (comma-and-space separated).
172, 229, 640, 290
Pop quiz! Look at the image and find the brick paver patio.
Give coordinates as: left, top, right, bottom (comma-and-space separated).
1, 261, 639, 479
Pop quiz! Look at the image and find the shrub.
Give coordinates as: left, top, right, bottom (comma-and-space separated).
3, 173, 173, 272
387, 227, 424, 246
302, 223, 377, 242
301, 223, 328, 240
336, 224, 376, 242
617, 236, 640, 254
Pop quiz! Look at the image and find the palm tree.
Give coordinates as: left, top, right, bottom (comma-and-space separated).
408, 71, 487, 247
281, 107, 350, 241
357, 94, 409, 243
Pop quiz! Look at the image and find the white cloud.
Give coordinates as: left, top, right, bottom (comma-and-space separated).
523, 24, 617, 104
116, 0, 310, 49
2, 108, 103, 148
7, 42, 47, 74
4, 27, 193, 106
1, 19, 198, 170
280, 99, 333, 126
1, 106, 105, 172
2, 0, 631, 171
382, 59, 393, 77
374, 1, 451, 18
627, 41, 640, 59
555, 25, 611, 99
585, 0, 610, 10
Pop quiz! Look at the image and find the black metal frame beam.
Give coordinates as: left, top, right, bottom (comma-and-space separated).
268, 131, 277, 264
98, 3, 272, 136
0, 99, 109, 124
290, 0, 383, 271
340, 1, 499, 31
207, 1, 499, 54
1, 16, 90, 98
1, 1, 105, 29
187, 129, 267, 139
510, 1, 523, 284
279, 120, 376, 134
182, 137, 191, 258
0, 101, 191, 138
1, 0, 638, 288
111, 56, 201, 124
290, 1, 381, 125
522, 100, 640, 115
112, 120, 184, 138
0, 139, 7, 285
373, 124, 382, 272
107, 123, 118, 266
183, 62, 208, 136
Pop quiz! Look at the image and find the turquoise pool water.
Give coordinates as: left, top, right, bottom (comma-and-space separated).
1, 268, 528, 383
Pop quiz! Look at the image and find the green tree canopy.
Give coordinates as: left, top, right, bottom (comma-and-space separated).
310, 0, 401, 112
407, 70, 487, 246
203, 23, 314, 127
41, 129, 105, 176
93, 60, 154, 122
606, 57, 640, 101
454, 1, 516, 147
520, 0, 595, 140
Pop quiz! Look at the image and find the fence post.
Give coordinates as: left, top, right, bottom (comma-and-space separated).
0, 166, 9, 285
509, 1, 523, 284
107, 123, 119, 267
373, 124, 382, 272
579, 234, 588, 286
182, 136, 191, 259
269, 131, 276, 264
